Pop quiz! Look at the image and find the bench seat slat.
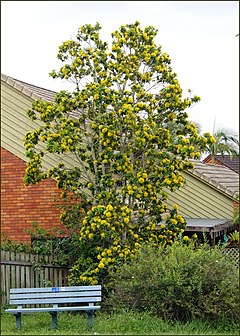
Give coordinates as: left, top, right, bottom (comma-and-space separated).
10, 291, 101, 300
5, 306, 101, 313
10, 286, 101, 294
10, 297, 101, 305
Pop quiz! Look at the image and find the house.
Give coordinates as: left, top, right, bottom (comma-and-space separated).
203, 154, 239, 174
1, 74, 239, 245
1, 74, 78, 244
164, 160, 239, 245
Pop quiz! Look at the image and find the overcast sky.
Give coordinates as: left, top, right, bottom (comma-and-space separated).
1, 1, 239, 135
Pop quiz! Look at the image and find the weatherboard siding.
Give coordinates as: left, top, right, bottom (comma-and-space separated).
1, 81, 79, 171
166, 172, 234, 219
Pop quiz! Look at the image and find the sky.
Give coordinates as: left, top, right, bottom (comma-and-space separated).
1, 1, 239, 135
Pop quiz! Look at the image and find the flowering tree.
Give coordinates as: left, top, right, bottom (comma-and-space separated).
24, 22, 214, 285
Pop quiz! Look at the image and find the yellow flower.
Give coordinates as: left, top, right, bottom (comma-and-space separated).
138, 177, 144, 184
161, 224, 166, 229
98, 262, 104, 268
123, 217, 129, 224
183, 236, 189, 241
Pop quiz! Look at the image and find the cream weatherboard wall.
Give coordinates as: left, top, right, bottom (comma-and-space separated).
1, 80, 79, 171
166, 171, 234, 219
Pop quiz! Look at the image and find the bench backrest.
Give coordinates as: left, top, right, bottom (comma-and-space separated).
9, 285, 101, 307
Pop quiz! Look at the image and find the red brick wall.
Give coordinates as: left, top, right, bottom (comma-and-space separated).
204, 156, 222, 166
1, 147, 65, 243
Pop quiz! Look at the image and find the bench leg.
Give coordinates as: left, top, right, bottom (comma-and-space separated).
50, 312, 58, 330
87, 311, 94, 330
14, 313, 22, 329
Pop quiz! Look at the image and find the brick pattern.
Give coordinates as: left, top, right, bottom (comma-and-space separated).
1, 147, 66, 243
204, 156, 222, 165
203, 155, 239, 174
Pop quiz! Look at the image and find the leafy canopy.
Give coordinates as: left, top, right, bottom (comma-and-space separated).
24, 22, 215, 285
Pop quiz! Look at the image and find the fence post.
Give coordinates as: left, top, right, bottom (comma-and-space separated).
0, 250, 70, 306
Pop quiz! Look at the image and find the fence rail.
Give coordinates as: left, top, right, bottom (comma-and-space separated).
1, 250, 69, 305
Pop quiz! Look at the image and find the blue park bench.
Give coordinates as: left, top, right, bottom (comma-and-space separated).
5, 285, 102, 330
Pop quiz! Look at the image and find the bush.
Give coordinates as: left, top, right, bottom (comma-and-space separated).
105, 240, 239, 322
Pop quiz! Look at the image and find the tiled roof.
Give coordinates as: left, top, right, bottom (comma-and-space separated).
1, 74, 56, 102
203, 154, 239, 174
189, 160, 239, 199
1, 74, 81, 119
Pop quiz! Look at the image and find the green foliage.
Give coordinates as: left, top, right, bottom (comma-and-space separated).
1, 222, 78, 267
106, 240, 239, 323
227, 230, 239, 247
23, 22, 215, 286
1, 233, 32, 253
27, 222, 77, 266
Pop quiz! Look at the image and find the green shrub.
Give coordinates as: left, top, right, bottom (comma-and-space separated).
105, 240, 239, 322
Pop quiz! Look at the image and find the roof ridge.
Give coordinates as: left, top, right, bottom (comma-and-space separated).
1, 73, 56, 102
1, 73, 56, 93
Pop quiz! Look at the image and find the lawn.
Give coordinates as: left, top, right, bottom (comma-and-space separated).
1, 310, 238, 335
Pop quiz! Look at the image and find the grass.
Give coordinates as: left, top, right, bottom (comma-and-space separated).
1, 310, 238, 335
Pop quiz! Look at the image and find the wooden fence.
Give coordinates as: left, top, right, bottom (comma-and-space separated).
1, 250, 70, 306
